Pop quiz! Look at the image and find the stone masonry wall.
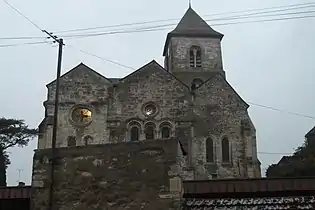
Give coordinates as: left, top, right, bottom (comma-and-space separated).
38, 64, 111, 149
107, 61, 191, 142
31, 138, 183, 210
193, 74, 260, 178
170, 37, 223, 72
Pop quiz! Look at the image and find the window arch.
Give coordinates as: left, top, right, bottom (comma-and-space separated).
206, 137, 214, 163
160, 122, 172, 139
189, 46, 202, 68
191, 78, 203, 90
145, 122, 156, 140
83, 135, 93, 145
222, 137, 230, 163
129, 121, 141, 142
67, 136, 76, 147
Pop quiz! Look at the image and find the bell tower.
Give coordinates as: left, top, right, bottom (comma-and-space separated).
163, 6, 225, 87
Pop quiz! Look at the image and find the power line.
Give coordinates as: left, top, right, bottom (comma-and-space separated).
57, 9, 315, 38
2, 4, 315, 41
57, 14, 315, 40
0, 41, 51, 48
67, 44, 136, 70
248, 102, 315, 120
53, 1, 315, 34
258, 152, 292, 155
2, 12, 315, 42
3, 0, 43, 31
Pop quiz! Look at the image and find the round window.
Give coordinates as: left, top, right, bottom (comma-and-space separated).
71, 107, 92, 126
143, 103, 158, 117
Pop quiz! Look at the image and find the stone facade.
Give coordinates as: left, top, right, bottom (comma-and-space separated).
34, 6, 261, 210
32, 139, 183, 210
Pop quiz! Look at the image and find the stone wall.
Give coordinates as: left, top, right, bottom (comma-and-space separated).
192, 74, 260, 178
107, 61, 191, 143
31, 138, 183, 210
170, 37, 223, 72
38, 63, 111, 149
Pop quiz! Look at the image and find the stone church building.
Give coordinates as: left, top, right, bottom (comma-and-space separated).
33, 6, 261, 209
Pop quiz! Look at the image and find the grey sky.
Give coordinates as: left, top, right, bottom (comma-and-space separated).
1, 0, 314, 186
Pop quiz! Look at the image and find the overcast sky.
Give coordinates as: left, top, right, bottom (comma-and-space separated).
1, 0, 315, 186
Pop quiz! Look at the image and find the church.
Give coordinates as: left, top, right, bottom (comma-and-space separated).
32, 6, 261, 209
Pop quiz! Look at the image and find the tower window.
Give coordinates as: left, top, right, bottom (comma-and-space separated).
206, 137, 214, 163
189, 46, 202, 68
222, 137, 230, 163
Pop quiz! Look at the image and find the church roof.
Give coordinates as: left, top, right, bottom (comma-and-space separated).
163, 7, 224, 55
46, 63, 111, 87
305, 126, 315, 138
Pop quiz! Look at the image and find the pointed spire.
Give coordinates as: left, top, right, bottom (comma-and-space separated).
163, 7, 224, 56
170, 7, 223, 38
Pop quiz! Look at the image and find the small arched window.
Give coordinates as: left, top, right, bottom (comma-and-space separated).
191, 78, 203, 90
189, 46, 202, 68
161, 127, 171, 138
129, 121, 141, 142
222, 137, 230, 163
145, 123, 156, 140
67, 136, 76, 147
83, 135, 93, 145
130, 127, 139, 141
160, 122, 172, 139
206, 138, 214, 163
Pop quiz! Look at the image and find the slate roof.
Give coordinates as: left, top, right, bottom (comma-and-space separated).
163, 7, 224, 55
305, 126, 315, 138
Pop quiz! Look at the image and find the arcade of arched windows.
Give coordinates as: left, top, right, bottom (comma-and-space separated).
127, 120, 174, 141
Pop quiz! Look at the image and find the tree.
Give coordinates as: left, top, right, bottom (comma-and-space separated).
266, 138, 315, 178
0, 118, 37, 186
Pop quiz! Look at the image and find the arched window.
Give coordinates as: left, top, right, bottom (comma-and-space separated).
83, 135, 93, 145
206, 137, 214, 163
160, 122, 172, 139
67, 136, 76, 147
161, 127, 171, 139
191, 78, 203, 90
129, 121, 141, 142
130, 127, 139, 141
145, 122, 156, 140
222, 137, 230, 163
189, 46, 202, 68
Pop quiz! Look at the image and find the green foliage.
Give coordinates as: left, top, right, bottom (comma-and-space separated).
0, 117, 37, 186
266, 138, 315, 178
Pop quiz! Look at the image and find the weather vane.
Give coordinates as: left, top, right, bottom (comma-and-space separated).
189, 0, 192, 7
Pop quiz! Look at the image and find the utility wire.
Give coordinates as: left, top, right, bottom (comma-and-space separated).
67, 45, 136, 70
2, 12, 315, 42
258, 152, 292, 155
248, 102, 315, 120
0, 41, 50, 48
53, 1, 315, 34
56, 14, 315, 40
3, 0, 43, 31
2, 2, 315, 40
56, 9, 315, 38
